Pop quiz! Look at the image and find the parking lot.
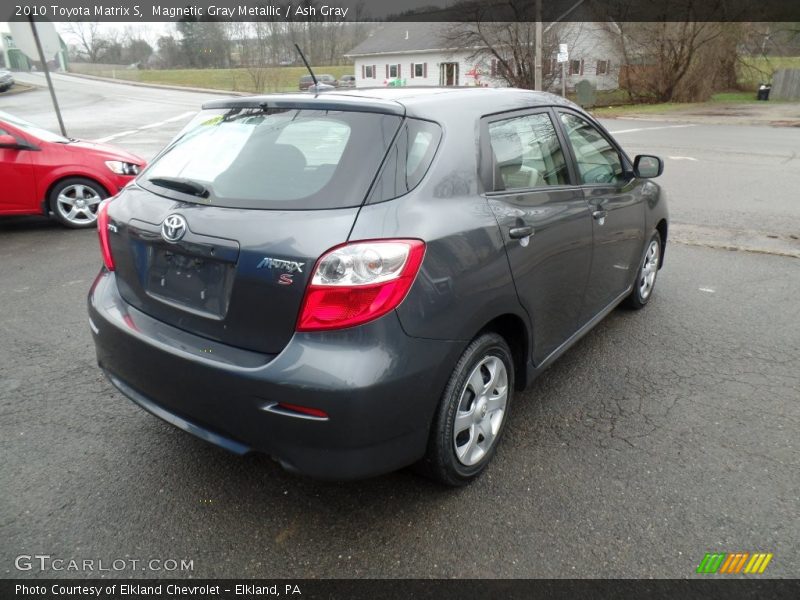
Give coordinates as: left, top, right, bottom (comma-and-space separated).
1, 74, 798, 578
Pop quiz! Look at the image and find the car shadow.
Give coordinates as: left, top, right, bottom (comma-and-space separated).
0, 215, 61, 232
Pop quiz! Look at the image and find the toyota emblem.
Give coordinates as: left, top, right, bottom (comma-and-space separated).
161, 214, 187, 242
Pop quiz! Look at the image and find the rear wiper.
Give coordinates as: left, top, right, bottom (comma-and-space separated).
148, 177, 209, 198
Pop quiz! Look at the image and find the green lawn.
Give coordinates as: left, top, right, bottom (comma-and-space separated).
69, 65, 355, 93
590, 92, 766, 117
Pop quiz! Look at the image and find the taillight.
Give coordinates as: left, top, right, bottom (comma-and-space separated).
97, 198, 115, 271
297, 239, 425, 331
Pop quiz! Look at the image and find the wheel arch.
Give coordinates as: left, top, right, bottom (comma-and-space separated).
655, 218, 668, 268
477, 313, 530, 391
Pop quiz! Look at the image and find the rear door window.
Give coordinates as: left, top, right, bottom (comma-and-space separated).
487, 112, 569, 191
139, 108, 402, 210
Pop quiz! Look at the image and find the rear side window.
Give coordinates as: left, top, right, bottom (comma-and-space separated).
367, 118, 442, 203
488, 112, 569, 191
140, 108, 402, 210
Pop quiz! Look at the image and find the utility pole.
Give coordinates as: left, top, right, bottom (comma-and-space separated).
27, 16, 67, 137
534, 0, 543, 90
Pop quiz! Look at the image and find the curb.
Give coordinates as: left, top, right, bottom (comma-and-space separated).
0, 83, 39, 97
61, 71, 251, 97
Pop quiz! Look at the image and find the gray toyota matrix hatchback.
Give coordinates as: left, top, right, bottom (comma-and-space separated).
88, 88, 667, 485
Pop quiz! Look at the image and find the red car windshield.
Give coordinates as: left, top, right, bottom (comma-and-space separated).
0, 110, 69, 143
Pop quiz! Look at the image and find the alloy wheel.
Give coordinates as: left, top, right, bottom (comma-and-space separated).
55, 183, 102, 226
453, 355, 509, 466
638, 239, 660, 300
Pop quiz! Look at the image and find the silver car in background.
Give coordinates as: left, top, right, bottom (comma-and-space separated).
0, 70, 14, 92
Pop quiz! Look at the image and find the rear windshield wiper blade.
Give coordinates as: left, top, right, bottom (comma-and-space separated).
148, 177, 209, 198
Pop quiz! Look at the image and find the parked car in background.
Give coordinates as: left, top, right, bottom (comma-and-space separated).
0, 111, 146, 228
338, 75, 356, 88
0, 70, 14, 92
88, 88, 667, 485
299, 74, 337, 90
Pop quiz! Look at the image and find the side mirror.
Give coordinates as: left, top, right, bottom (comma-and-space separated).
634, 155, 663, 178
0, 134, 21, 148
0, 134, 37, 150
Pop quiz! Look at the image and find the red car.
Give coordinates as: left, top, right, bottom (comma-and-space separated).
0, 110, 146, 228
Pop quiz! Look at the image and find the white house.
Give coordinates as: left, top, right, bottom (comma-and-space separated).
344, 21, 623, 92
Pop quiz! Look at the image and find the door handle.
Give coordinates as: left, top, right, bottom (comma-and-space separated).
509, 226, 534, 239
592, 210, 607, 225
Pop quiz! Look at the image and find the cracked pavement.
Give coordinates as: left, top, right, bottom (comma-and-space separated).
0, 223, 797, 578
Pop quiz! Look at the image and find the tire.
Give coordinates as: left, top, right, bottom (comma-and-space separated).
48, 177, 107, 229
624, 230, 662, 309
416, 332, 514, 486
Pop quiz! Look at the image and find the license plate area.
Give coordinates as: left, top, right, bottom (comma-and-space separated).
145, 248, 234, 319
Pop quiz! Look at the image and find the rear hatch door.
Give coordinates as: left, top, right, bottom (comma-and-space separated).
106, 101, 403, 355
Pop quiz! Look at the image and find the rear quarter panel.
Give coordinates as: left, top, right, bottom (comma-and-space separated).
349, 111, 527, 343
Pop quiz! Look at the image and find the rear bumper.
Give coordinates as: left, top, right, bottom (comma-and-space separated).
88, 270, 463, 480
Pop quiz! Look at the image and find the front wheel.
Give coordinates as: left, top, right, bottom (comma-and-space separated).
416, 332, 514, 486
624, 231, 662, 309
49, 177, 107, 229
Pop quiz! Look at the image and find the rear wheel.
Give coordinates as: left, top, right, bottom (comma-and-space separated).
624, 230, 662, 309
49, 177, 107, 229
416, 332, 514, 486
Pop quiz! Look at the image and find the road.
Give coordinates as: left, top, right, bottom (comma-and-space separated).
606, 120, 800, 255
5, 72, 221, 160
1, 75, 798, 579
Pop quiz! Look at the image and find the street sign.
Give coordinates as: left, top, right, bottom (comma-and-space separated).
8, 20, 61, 61
557, 43, 569, 63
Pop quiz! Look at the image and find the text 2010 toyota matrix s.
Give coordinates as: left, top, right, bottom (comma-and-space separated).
88, 88, 667, 485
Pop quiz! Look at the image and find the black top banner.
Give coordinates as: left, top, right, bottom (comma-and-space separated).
4, 0, 800, 23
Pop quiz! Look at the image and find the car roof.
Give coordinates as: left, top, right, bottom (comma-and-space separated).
202, 87, 583, 121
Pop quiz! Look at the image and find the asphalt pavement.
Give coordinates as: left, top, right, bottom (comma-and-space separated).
0, 74, 798, 579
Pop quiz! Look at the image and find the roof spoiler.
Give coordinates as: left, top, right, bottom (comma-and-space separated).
200, 96, 405, 117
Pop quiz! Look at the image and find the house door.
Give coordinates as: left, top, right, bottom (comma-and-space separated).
439, 62, 459, 86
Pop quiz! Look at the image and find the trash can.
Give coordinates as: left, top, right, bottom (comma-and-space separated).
757, 84, 771, 101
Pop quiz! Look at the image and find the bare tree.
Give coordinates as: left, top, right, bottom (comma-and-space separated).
444, 19, 573, 90
64, 22, 108, 63
230, 22, 272, 92
616, 21, 730, 102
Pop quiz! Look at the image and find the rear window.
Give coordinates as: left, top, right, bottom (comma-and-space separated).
367, 118, 442, 204
139, 107, 402, 210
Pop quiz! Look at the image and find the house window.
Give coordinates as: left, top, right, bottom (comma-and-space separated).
414, 63, 424, 78
569, 60, 581, 76
364, 65, 374, 79
596, 60, 610, 75
388, 64, 399, 78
